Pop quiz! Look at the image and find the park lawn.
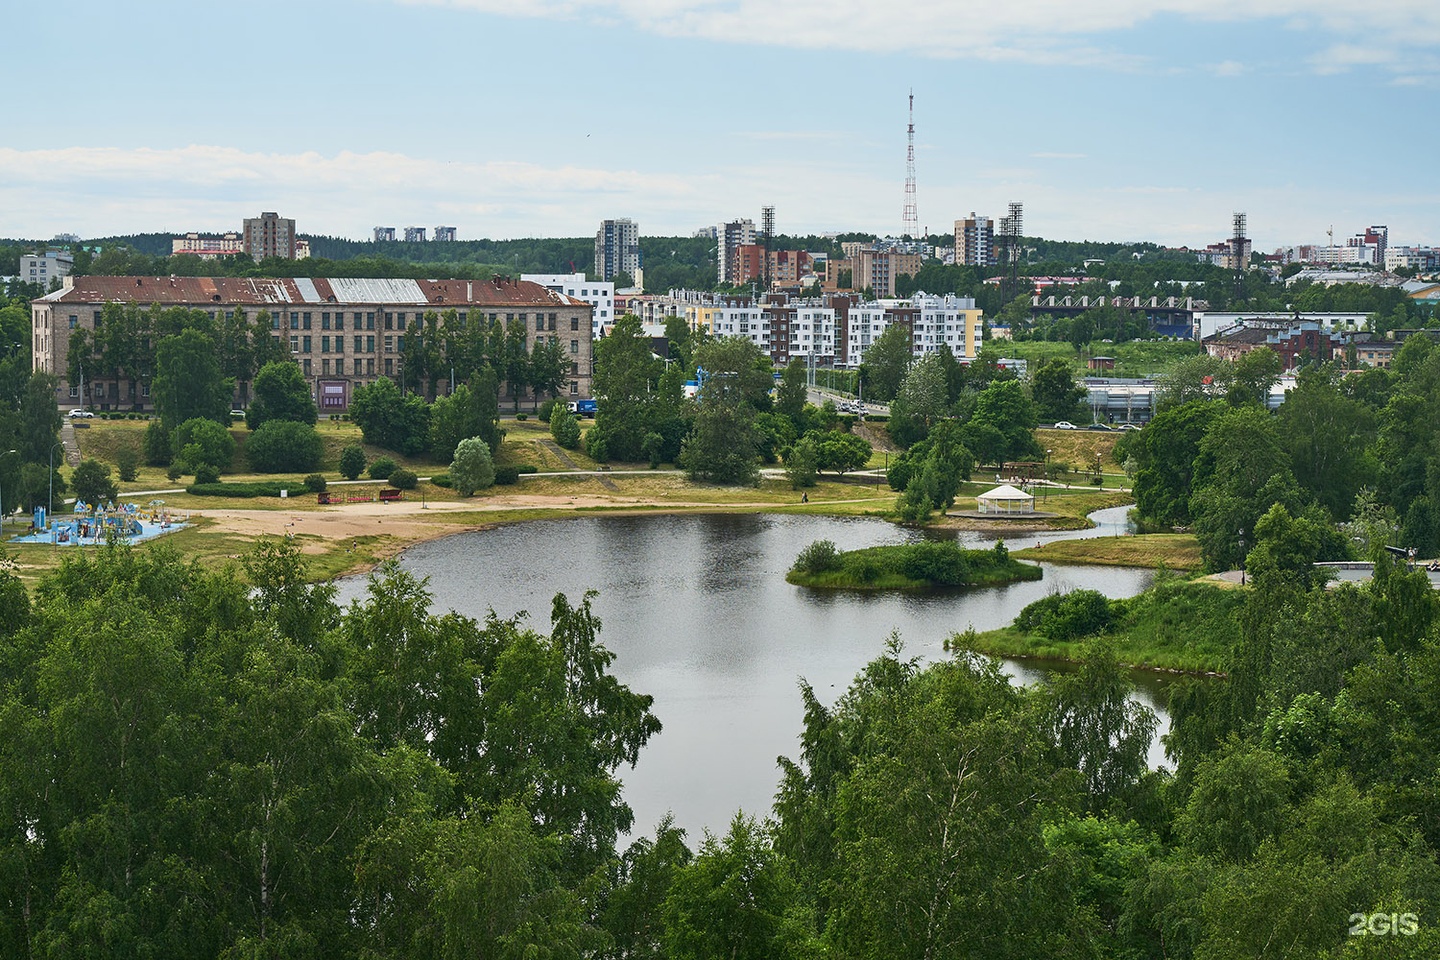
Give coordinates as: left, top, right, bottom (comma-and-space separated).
1109, 340, 1202, 378
1014, 533, 1202, 571
1034, 428, 1122, 471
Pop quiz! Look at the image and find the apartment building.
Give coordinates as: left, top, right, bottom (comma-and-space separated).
954, 213, 995, 267
172, 233, 244, 259
523, 272, 615, 337
595, 218, 641, 282
716, 219, 756, 284
20, 250, 74, 289
242, 212, 297, 261
31, 275, 593, 412
845, 293, 984, 367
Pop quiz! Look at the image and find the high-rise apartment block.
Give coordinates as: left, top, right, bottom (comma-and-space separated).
374, 227, 396, 242
404, 227, 427, 243
955, 214, 995, 267
242, 212, 297, 261
717, 219, 756, 284
434, 226, 457, 242
594, 218, 640, 282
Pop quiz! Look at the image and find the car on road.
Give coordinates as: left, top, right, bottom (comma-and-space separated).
1118, 423, 1141, 431
1053, 421, 1078, 430
1087, 423, 1113, 431
66, 409, 95, 419
230, 409, 247, 419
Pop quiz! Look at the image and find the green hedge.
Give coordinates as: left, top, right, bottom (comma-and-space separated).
185, 480, 307, 498
495, 466, 521, 485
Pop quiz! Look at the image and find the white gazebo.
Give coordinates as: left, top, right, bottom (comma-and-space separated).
976, 483, 1035, 515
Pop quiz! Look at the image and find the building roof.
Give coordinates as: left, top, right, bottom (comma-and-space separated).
35, 275, 589, 309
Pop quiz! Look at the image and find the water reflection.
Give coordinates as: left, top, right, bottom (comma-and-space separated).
339, 508, 1172, 838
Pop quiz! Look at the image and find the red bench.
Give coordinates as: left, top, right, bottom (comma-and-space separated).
317, 491, 335, 504
379, 489, 402, 503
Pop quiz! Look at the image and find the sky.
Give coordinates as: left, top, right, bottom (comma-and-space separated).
6, 0, 1439, 250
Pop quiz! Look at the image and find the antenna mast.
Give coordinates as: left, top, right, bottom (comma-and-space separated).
1231, 212, 1247, 303
902, 90, 918, 241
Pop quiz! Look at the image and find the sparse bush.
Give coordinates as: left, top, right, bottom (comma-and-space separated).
792, 539, 843, 575
71, 459, 118, 506
339, 445, 367, 481
115, 446, 139, 483
550, 407, 581, 449
450, 437, 495, 496
246, 421, 324, 473
144, 421, 172, 466
538, 399, 558, 422
494, 466, 521, 485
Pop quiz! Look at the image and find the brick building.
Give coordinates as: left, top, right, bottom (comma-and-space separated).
31, 275, 593, 412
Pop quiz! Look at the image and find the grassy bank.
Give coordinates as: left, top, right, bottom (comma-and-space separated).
787, 540, 1043, 591
1014, 533, 1202, 571
952, 575, 1240, 674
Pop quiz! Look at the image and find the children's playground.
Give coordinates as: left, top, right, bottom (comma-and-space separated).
5, 500, 189, 546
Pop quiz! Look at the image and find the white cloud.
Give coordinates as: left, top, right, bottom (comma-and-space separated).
1210, 60, 1246, 77
402, 0, 1440, 70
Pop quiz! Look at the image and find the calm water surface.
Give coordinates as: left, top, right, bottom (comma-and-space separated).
339, 507, 1172, 838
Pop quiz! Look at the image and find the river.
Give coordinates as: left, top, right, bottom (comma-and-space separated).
338, 506, 1175, 839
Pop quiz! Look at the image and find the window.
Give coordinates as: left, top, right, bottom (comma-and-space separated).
302, 336, 312, 352
290, 312, 299, 329
570, 340, 579, 354
572, 318, 580, 329
385, 358, 394, 375
354, 336, 362, 353
384, 336, 393, 351
365, 312, 374, 329
92, 310, 101, 324
271, 316, 280, 330
570, 361, 579, 375
69, 385, 78, 398
322, 358, 331, 374
536, 316, 544, 331
303, 359, 312, 375
302, 313, 311, 329
569, 381, 578, 395
384, 313, 393, 329
290, 336, 299, 351
322, 314, 331, 330
366, 358, 375, 374
366, 336, 374, 353
68, 317, 77, 329
321, 336, 330, 353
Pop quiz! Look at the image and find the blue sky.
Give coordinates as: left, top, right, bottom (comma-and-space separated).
6, 0, 1438, 250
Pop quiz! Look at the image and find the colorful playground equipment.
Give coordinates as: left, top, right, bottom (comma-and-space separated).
7, 499, 190, 546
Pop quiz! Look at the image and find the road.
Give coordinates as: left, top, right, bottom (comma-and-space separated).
805, 387, 890, 416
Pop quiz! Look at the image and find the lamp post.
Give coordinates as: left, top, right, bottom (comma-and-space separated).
48, 441, 65, 527
0, 449, 16, 539
1238, 528, 1247, 586
1044, 448, 1052, 503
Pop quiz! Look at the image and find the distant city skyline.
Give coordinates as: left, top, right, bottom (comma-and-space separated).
6, 0, 1438, 250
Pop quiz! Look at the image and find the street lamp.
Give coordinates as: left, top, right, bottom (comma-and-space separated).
1238, 528, 1247, 586
0, 449, 16, 539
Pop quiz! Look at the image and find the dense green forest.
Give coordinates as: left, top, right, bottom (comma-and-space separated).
3, 522, 1439, 957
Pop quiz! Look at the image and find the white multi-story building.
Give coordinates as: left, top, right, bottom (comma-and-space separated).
1386, 246, 1438, 272
955, 214, 995, 266
845, 293, 983, 368
523, 272, 615, 338
21, 251, 74, 289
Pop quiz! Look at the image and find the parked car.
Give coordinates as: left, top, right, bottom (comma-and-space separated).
1087, 423, 1113, 431
66, 409, 95, 419
1118, 423, 1141, 432
1053, 421, 1078, 430
230, 409, 247, 419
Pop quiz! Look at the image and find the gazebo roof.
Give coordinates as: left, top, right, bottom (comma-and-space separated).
978, 484, 1034, 501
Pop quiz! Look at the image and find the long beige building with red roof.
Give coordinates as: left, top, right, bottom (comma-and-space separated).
32, 275, 593, 412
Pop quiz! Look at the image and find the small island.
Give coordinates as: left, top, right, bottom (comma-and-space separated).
787, 539, 1042, 591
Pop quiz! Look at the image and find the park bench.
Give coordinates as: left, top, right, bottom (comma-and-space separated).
346, 493, 375, 503
316, 491, 335, 504
379, 489, 403, 503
